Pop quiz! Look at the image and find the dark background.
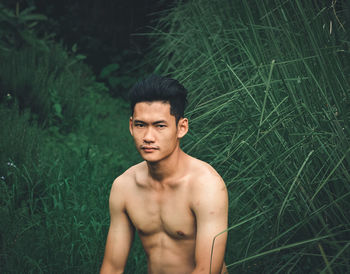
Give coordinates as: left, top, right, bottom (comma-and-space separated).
4, 0, 175, 73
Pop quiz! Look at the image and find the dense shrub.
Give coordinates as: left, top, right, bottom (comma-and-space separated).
0, 94, 143, 273
0, 4, 145, 273
0, 2, 48, 52
150, 0, 350, 272
0, 44, 99, 130
0, 103, 42, 173
0, 4, 103, 130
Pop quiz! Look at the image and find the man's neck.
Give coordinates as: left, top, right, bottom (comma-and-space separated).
146, 146, 185, 183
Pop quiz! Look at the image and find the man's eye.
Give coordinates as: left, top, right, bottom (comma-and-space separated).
135, 124, 144, 127
157, 124, 166, 128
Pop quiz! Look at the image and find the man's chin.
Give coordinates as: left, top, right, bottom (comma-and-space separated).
140, 152, 161, 163
145, 159, 161, 164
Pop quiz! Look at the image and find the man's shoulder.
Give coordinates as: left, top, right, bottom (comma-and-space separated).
187, 155, 226, 189
188, 156, 223, 180
108, 163, 146, 214
186, 156, 228, 210
112, 161, 147, 189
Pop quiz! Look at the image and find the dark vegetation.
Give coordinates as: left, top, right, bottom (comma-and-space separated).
32, 0, 174, 98
0, 2, 144, 272
1, 0, 350, 273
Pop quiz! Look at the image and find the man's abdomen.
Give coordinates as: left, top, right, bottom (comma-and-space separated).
141, 231, 196, 274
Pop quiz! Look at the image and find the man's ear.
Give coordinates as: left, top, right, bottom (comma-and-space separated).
177, 118, 188, 138
129, 117, 134, 136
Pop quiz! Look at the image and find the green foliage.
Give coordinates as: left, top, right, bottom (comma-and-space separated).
0, 93, 144, 273
0, 44, 104, 130
150, 0, 350, 272
99, 62, 133, 93
100, 63, 120, 78
98, 51, 148, 99
0, 4, 145, 272
0, 3, 107, 131
0, 3, 49, 51
0, 104, 42, 174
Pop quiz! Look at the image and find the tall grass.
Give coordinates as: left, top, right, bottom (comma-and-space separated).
0, 44, 97, 129
0, 95, 145, 273
150, 0, 350, 272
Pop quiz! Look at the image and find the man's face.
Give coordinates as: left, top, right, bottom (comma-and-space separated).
129, 101, 188, 163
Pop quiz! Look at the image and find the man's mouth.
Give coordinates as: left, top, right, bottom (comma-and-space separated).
140, 146, 159, 152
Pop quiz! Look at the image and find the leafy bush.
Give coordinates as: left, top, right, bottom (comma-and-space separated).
0, 4, 145, 272
98, 50, 150, 99
0, 44, 101, 130
0, 4, 105, 130
0, 103, 42, 173
150, 0, 350, 272
0, 3, 48, 52
0, 94, 144, 273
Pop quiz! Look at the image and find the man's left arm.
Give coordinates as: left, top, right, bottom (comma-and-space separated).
191, 173, 228, 274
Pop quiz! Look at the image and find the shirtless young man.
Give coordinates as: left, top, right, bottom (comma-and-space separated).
100, 75, 228, 274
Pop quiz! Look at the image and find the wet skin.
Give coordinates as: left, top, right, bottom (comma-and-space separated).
100, 101, 228, 274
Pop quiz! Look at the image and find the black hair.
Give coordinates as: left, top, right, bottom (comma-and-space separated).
129, 75, 188, 123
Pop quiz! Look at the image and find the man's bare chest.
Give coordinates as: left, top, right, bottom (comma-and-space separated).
125, 188, 196, 239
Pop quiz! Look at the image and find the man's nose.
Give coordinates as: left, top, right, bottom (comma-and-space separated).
143, 127, 155, 143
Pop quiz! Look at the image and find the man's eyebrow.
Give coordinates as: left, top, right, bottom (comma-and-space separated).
133, 120, 167, 124
153, 120, 167, 125
133, 120, 146, 124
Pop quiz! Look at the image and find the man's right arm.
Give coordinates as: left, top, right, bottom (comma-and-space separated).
100, 177, 134, 274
